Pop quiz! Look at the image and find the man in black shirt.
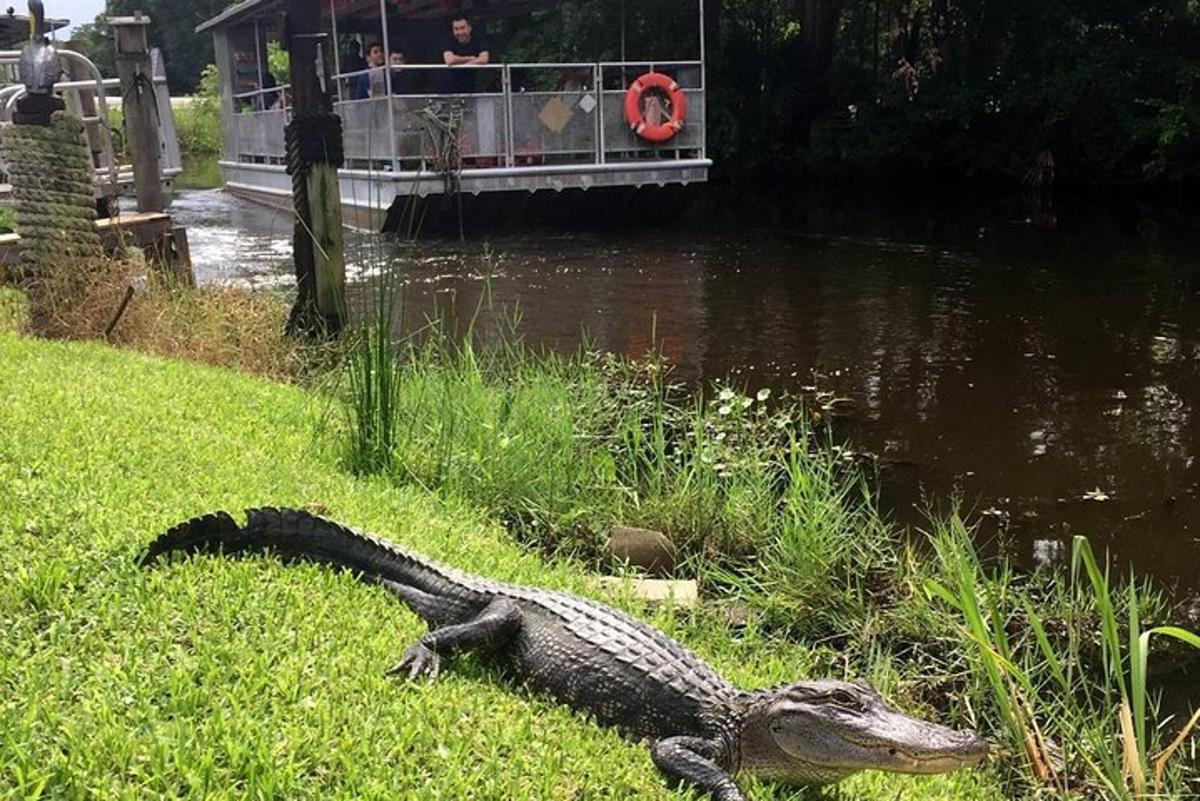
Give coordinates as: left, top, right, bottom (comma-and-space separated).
441, 14, 489, 94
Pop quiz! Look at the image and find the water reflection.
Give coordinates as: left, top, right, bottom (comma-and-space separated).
168, 186, 1200, 588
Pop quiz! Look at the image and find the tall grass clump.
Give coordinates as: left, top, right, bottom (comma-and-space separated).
925, 516, 1200, 798
342, 265, 402, 475
331, 276, 896, 634
11, 255, 313, 380
0, 283, 28, 332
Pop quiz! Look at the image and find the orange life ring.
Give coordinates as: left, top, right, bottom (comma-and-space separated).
623, 71, 687, 143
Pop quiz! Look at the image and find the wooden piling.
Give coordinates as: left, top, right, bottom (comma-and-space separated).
283, 0, 346, 335
108, 14, 164, 213
165, 225, 194, 286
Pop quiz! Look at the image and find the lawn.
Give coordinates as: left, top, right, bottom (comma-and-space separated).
0, 332, 1007, 799
0, 330, 1012, 796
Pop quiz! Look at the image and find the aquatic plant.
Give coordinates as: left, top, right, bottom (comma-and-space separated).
925, 516, 1200, 799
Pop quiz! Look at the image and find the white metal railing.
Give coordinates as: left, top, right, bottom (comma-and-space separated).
0, 47, 182, 194
227, 61, 705, 174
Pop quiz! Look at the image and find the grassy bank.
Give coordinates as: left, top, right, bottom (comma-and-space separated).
0, 332, 1007, 799
2, 251, 1197, 797
327, 288, 1200, 799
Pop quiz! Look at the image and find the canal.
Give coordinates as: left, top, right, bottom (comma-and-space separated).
171, 173, 1200, 592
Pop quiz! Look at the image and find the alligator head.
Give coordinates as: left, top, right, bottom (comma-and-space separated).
736, 678, 988, 785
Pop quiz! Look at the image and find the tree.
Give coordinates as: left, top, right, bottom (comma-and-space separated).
66, 16, 116, 81
102, 0, 233, 93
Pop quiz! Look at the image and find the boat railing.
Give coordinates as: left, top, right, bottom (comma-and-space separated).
0, 46, 182, 194
227, 60, 705, 174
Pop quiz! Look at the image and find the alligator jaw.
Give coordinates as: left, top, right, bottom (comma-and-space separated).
739, 679, 988, 785
868, 717, 989, 774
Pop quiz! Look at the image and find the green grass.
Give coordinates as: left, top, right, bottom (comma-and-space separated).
174, 98, 221, 159
174, 156, 223, 190
322, 283, 1200, 798
925, 517, 1200, 799
0, 286, 27, 331
0, 332, 1008, 800
331, 297, 893, 639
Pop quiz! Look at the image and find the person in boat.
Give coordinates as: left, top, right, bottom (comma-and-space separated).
354, 42, 386, 99
388, 49, 413, 95
260, 71, 281, 110
441, 14, 489, 94
341, 40, 366, 75
440, 14, 498, 164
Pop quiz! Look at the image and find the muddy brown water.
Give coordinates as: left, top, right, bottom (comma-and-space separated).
173, 184, 1200, 597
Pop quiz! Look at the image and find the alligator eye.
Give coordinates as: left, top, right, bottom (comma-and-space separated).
829, 690, 858, 706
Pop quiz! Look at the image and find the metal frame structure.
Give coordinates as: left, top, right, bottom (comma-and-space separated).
0, 47, 182, 197
202, 0, 710, 225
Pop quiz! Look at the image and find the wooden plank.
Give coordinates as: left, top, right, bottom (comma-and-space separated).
0, 214, 178, 267
94, 211, 171, 229
591, 576, 699, 607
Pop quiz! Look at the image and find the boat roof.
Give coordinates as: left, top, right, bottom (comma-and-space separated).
197, 0, 556, 33
0, 12, 69, 49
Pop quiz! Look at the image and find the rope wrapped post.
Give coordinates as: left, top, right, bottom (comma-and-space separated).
284, 0, 346, 337
0, 111, 103, 280
108, 13, 164, 213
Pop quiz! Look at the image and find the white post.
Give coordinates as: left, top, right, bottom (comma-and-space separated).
329, 0, 341, 97
379, 0, 398, 172
254, 18, 265, 108
697, 0, 706, 158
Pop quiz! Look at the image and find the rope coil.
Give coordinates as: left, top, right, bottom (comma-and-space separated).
1, 111, 103, 274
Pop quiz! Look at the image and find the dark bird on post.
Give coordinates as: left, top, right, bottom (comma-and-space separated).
18, 0, 59, 94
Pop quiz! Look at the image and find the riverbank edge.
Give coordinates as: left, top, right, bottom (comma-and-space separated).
0, 331, 1008, 799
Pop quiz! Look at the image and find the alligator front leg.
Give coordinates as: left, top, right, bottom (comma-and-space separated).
651, 736, 746, 801
388, 596, 522, 680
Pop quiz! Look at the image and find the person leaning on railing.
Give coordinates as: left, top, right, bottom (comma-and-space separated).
441, 14, 489, 94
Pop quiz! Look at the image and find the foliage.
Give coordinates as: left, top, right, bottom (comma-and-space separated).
15, 256, 315, 381
0, 286, 28, 332
496, 0, 1200, 185
65, 16, 116, 84
100, 0, 230, 94
333, 284, 888, 639
925, 517, 1200, 799
266, 40, 291, 84
341, 266, 402, 475
0, 333, 1009, 800
174, 64, 222, 157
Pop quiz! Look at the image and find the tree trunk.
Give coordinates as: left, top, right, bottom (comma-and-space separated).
800, 0, 841, 79
793, 0, 843, 146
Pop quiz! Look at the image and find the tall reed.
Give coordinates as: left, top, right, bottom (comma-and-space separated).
925, 516, 1200, 798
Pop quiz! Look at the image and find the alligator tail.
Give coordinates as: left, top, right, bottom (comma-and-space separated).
138, 507, 470, 598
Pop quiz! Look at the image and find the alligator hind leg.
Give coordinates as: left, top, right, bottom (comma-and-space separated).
375, 577, 466, 628
651, 737, 746, 801
388, 596, 522, 681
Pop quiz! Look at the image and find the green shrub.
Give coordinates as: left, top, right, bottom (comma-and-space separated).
173, 64, 222, 157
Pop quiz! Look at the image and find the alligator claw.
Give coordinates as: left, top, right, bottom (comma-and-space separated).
387, 643, 441, 681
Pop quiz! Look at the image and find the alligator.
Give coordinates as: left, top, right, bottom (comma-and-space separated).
140, 507, 988, 800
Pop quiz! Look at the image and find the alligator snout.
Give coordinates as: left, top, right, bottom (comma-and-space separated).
892, 728, 989, 774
